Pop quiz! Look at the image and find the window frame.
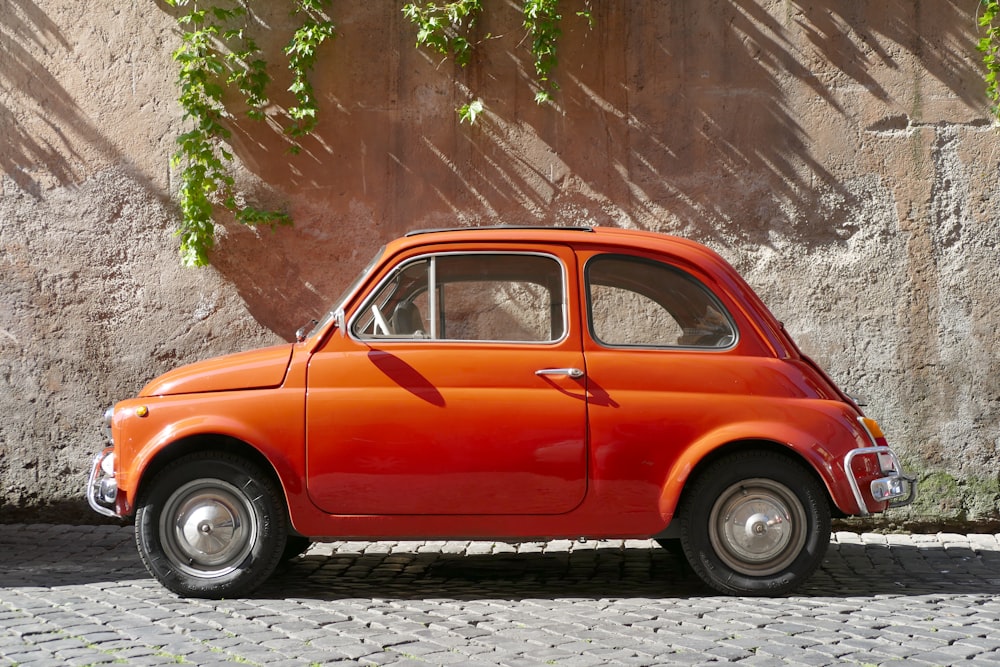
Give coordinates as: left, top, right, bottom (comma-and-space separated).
348, 250, 570, 345
584, 253, 739, 351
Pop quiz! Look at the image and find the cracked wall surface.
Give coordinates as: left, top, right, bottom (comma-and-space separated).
1, 0, 998, 523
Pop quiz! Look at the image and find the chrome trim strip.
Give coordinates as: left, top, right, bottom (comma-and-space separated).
429, 255, 438, 340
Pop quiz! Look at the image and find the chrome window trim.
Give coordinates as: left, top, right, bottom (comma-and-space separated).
583, 253, 740, 352
347, 250, 570, 346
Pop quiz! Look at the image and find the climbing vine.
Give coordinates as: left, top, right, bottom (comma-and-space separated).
402, 1, 592, 114
164, 1, 589, 266
978, 0, 1000, 120
522, 0, 562, 103
402, 0, 486, 121
164, 0, 333, 266
285, 0, 337, 143
402, 0, 483, 67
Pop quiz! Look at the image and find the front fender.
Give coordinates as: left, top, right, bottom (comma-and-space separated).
112, 390, 305, 516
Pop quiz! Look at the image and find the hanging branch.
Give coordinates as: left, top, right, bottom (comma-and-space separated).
165, 0, 333, 266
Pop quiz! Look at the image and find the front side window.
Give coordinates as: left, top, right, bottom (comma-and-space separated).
353, 253, 565, 343
587, 254, 736, 349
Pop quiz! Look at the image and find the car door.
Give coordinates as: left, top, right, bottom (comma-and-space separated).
304, 245, 588, 516
577, 250, 774, 514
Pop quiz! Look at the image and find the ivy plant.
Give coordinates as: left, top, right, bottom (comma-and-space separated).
164, 0, 333, 266
978, 0, 1000, 120
403, 1, 591, 117
402, 0, 484, 67
164, 1, 592, 265
522, 0, 562, 103
285, 0, 337, 145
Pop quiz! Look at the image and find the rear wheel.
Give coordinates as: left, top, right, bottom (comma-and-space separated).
679, 451, 830, 596
134, 451, 288, 598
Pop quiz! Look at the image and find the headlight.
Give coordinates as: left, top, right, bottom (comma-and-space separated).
100, 451, 116, 476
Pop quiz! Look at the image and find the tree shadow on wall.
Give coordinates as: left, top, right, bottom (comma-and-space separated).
0, 0, 142, 197
458, 0, 988, 250
189, 0, 988, 340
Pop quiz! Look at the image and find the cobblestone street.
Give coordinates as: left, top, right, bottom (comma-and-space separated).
1, 525, 999, 666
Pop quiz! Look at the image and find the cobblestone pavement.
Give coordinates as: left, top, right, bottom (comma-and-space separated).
1, 526, 1000, 666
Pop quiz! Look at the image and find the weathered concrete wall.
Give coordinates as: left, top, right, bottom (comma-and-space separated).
1, 0, 997, 523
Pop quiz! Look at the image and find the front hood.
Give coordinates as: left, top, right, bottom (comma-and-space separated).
139, 344, 294, 397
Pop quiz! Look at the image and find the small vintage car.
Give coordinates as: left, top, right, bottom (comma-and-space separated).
87, 226, 914, 598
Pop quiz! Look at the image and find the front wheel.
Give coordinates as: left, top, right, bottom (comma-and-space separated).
679, 451, 830, 596
134, 452, 288, 598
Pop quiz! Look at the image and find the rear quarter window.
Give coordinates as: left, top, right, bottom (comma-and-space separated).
586, 254, 737, 349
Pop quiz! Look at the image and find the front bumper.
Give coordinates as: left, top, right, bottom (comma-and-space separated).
844, 446, 916, 516
86, 446, 119, 517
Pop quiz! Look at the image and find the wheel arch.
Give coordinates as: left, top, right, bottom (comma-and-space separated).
658, 436, 843, 529
128, 433, 287, 517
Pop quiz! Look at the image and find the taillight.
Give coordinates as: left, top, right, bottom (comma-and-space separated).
858, 416, 895, 471
858, 417, 887, 447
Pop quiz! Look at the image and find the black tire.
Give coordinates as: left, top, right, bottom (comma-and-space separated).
678, 451, 830, 596
281, 535, 313, 561
134, 451, 288, 599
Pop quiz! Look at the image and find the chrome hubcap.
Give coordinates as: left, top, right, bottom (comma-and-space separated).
160, 479, 257, 578
708, 478, 807, 577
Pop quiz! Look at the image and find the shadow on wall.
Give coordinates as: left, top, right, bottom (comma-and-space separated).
0, 0, 126, 196
178, 0, 984, 340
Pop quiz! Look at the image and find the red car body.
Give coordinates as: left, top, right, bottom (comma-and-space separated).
88, 226, 914, 597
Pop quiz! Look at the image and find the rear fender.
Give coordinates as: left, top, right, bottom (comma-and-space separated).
657, 421, 853, 521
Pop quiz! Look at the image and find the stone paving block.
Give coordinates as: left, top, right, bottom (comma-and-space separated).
359, 652, 427, 667
968, 534, 1000, 549
969, 656, 1000, 667
548, 654, 608, 667
58, 648, 122, 665
5, 658, 62, 667
405, 649, 465, 664
462, 542, 494, 556
908, 646, 988, 665
1, 649, 50, 666
791, 651, 845, 666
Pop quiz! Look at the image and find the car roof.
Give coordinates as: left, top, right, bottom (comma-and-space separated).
391, 225, 722, 262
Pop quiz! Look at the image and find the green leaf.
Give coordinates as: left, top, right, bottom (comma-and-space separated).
458, 98, 484, 123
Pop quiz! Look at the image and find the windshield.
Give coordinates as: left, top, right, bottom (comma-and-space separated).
302, 246, 385, 340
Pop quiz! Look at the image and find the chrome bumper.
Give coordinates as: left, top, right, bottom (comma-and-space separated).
844, 446, 917, 516
86, 446, 119, 517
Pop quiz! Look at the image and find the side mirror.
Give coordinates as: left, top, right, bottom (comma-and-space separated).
335, 309, 346, 337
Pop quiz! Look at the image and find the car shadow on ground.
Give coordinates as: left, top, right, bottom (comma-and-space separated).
2, 526, 998, 599
0, 525, 146, 588
259, 541, 1000, 601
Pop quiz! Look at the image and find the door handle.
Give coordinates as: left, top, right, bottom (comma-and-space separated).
535, 367, 585, 379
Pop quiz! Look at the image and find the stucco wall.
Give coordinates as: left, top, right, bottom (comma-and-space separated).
1, 0, 997, 524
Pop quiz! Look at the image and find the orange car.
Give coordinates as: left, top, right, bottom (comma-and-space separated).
87, 226, 914, 598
